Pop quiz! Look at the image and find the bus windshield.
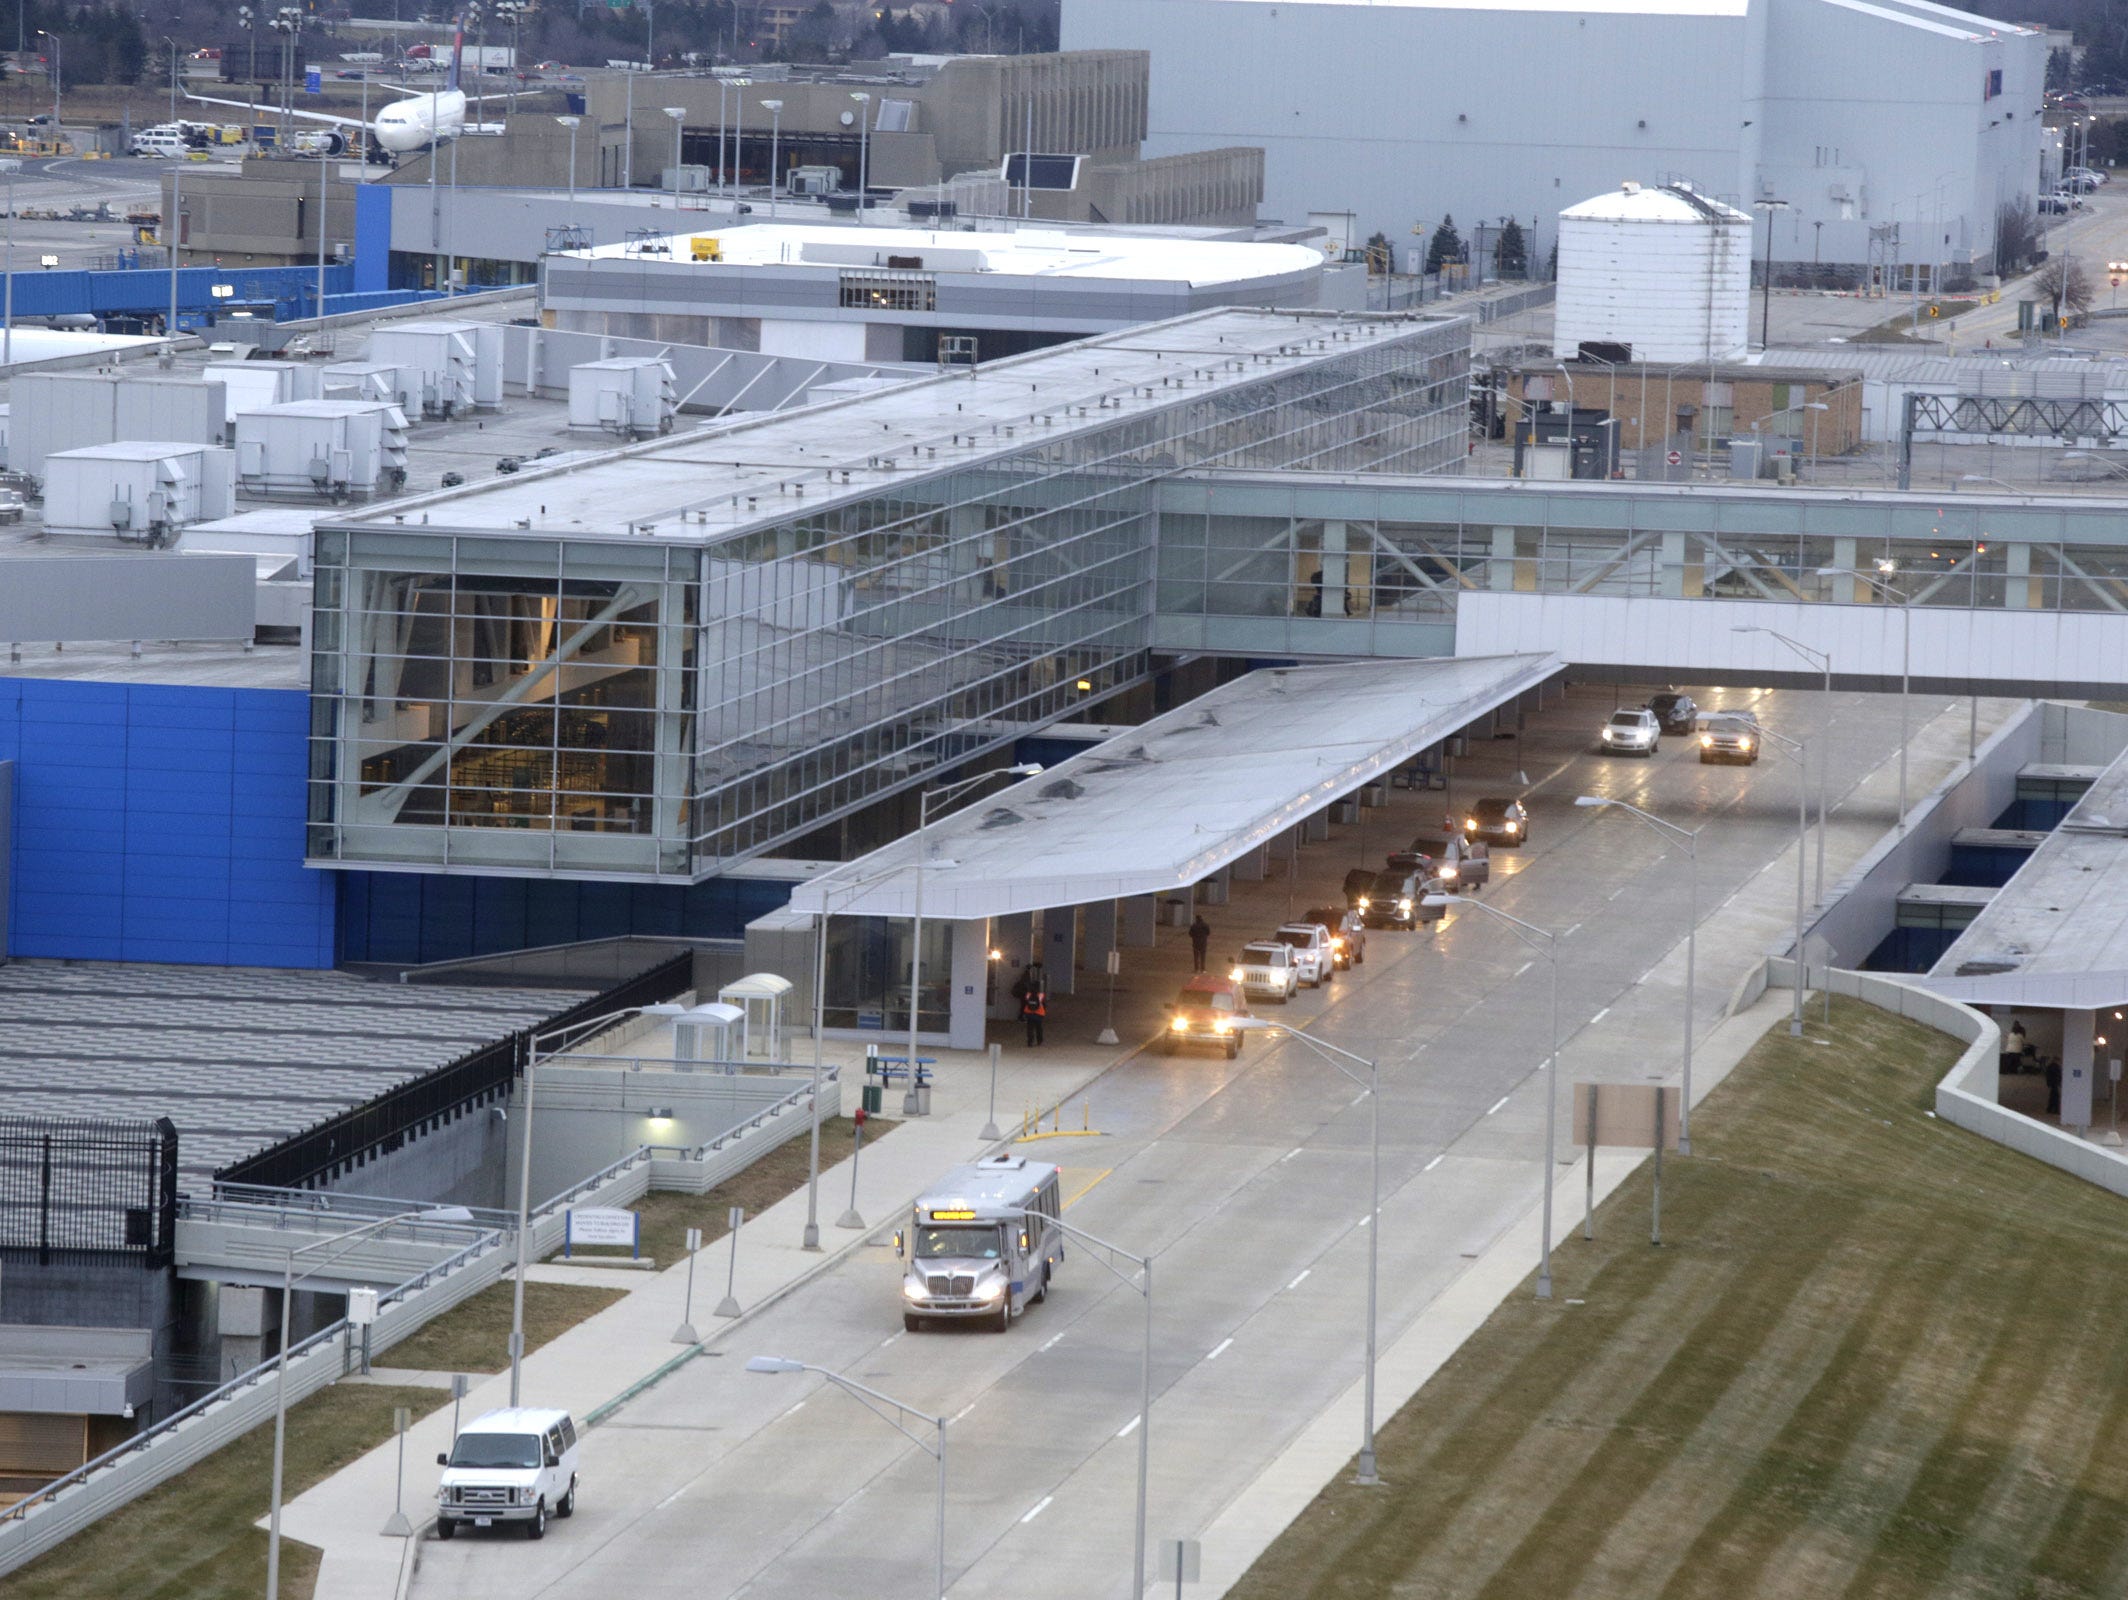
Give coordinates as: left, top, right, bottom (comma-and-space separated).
913, 1224, 1003, 1261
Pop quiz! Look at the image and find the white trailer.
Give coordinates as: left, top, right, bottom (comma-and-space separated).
567, 357, 677, 440
43, 442, 238, 545
232, 399, 410, 500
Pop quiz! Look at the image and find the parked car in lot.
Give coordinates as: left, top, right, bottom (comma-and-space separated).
1699, 709, 1761, 764
1599, 707, 1661, 757
1232, 941, 1300, 1003
1463, 797, 1529, 847
1163, 974, 1250, 1057
436, 1408, 579, 1540
1273, 922, 1334, 987
1305, 905, 1367, 968
1644, 691, 1699, 735
2041, 191, 2087, 215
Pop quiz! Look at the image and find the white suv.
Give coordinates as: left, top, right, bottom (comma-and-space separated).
1598, 708, 1661, 757
1232, 941, 1300, 1004
1272, 923, 1334, 987
436, 1407, 580, 1540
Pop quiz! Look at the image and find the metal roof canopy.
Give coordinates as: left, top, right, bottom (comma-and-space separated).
787, 652, 1562, 923
1926, 745, 2128, 1011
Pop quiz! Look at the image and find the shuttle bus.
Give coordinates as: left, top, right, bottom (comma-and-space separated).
898, 1155, 1062, 1333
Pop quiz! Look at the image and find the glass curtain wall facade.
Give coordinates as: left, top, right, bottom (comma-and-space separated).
309, 317, 1471, 880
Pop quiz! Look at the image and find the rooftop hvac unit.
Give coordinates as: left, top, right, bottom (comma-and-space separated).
231, 401, 410, 500
366, 321, 504, 416
567, 357, 678, 440
41, 442, 236, 545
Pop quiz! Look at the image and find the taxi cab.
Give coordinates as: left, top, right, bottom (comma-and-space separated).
1163, 975, 1251, 1057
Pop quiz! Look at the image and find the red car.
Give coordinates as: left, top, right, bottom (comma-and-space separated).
1162, 975, 1251, 1058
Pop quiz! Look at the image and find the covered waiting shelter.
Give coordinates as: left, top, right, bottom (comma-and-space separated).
782, 652, 1563, 1048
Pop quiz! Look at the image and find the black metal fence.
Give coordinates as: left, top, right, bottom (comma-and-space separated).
216, 952, 697, 1192
0, 1116, 178, 1265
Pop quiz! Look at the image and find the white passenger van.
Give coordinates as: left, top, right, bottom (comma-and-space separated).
898, 1154, 1062, 1333
435, 1407, 579, 1540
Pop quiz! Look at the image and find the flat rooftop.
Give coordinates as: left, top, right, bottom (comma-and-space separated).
330, 307, 1460, 543
1928, 745, 2128, 1005
0, 961, 588, 1187
593, 223, 1327, 287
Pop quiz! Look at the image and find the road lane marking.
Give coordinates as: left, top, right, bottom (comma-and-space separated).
1040, 1332, 1065, 1352
1062, 1168, 1114, 1209
657, 1486, 687, 1509
1207, 1337, 1234, 1361
1589, 1007, 1610, 1025
1357, 1214, 1371, 1227
1424, 1154, 1444, 1172
783, 1400, 806, 1417
1117, 1415, 1141, 1438
1487, 1094, 1511, 1116
1280, 1146, 1304, 1162
1563, 922, 1581, 937
951, 1401, 978, 1423
879, 1331, 902, 1347
1287, 1269, 1311, 1290
1021, 1496, 1055, 1524
1514, 960, 1534, 977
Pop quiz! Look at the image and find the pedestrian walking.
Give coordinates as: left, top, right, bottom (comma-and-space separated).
1188, 914, 1211, 973
1012, 963, 1048, 1047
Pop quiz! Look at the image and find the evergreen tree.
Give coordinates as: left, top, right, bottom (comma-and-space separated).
1425, 214, 1462, 274
1493, 218, 1528, 278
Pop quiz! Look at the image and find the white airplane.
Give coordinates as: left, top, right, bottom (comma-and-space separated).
186, 28, 470, 155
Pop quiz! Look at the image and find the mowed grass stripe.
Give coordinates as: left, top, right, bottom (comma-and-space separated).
1230, 997, 2128, 1600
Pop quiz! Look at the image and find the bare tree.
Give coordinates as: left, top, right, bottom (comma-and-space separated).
2037, 255, 2094, 319
1993, 201, 2039, 277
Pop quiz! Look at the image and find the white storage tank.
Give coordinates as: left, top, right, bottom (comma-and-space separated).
366, 321, 505, 416
567, 357, 677, 439
232, 399, 410, 500
202, 359, 320, 425
1553, 182, 1752, 364
43, 442, 238, 545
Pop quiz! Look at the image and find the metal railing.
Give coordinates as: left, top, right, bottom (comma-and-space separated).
203, 1182, 519, 1233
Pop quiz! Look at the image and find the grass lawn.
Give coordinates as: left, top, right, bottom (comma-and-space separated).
0, 1384, 443, 1600
565, 1114, 898, 1266
1234, 996, 2128, 1600
381, 1280, 625, 1376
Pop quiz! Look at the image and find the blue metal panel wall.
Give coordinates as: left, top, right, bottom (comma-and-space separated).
354, 184, 393, 294
0, 262, 355, 319
0, 680, 333, 967
338, 870, 796, 967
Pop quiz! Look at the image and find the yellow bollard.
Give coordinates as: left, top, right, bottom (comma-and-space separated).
1082, 1099, 1090, 1131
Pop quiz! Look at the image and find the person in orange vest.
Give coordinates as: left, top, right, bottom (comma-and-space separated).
1012, 962, 1048, 1046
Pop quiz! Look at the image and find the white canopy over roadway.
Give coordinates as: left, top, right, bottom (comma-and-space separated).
786, 651, 1560, 923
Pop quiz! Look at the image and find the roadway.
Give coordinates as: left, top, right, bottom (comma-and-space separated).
409, 681, 1982, 1600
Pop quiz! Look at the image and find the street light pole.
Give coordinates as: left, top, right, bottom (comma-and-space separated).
1754, 197, 1789, 351
1426, 893, 1562, 1297
1230, 1018, 1381, 1481
1573, 798, 1699, 1156
164, 36, 178, 127
1732, 625, 1832, 908
2, 158, 19, 367
746, 1358, 948, 1600
761, 98, 783, 219
663, 105, 683, 191
556, 114, 580, 202
1759, 726, 1813, 1036
37, 32, 59, 142
1818, 563, 1913, 832
851, 90, 870, 219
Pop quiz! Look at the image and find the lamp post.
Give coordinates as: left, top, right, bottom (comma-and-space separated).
1229, 1017, 1382, 1482
167, 163, 182, 337
36, 31, 59, 141
164, 36, 179, 128
1753, 197, 1790, 350
906, 766, 1042, 1107
1818, 562, 1913, 833
266, 1211, 429, 1600
747, 1358, 948, 1600
1732, 626, 1831, 908
760, 97, 783, 218
556, 114, 580, 202
1757, 724, 1814, 1037
850, 90, 871, 218
1424, 893, 1563, 1298
996, 1210, 1154, 1595
1, 157, 18, 367
663, 106, 684, 190
495, 0, 527, 115
1572, 798, 1700, 1156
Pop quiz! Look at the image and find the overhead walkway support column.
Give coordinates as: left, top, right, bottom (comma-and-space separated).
1120, 895, 1159, 948
948, 921, 990, 1050
1042, 909, 1078, 995
989, 913, 1034, 1021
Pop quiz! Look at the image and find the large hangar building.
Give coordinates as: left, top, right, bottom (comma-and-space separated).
1064, 0, 2048, 282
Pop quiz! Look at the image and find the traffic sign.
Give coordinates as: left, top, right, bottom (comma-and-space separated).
1666, 449, 1682, 466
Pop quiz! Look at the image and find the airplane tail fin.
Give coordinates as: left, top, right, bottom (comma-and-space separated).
446, 20, 464, 93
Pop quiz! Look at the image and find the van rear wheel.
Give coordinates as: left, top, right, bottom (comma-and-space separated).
557, 1477, 576, 1518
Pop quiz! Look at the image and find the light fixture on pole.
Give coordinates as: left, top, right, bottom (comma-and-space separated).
760, 98, 783, 219
850, 90, 871, 218
995, 1211, 1155, 1593
1423, 892, 1563, 1297
1732, 625, 1831, 907
167, 163, 182, 339
663, 106, 684, 191
747, 1357, 949, 1600
555, 114, 580, 202
163, 35, 179, 128
266, 1211, 429, 1600
37, 31, 60, 142
1818, 563, 1913, 832
906, 765, 1042, 1107
1573, 798, 1699, 1154
1228, 1016, 1382, 1482
1753, 197, 1790, 351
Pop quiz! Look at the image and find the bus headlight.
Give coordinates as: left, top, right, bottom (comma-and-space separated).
975, 1276, 1007, 1303
903, 1277, 926, 1299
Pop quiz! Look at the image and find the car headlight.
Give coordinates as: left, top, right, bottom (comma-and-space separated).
903, 1277, 927, 1299
1505, 820, 1519, 833
1601, 728, 1614, 740
1700, 733, 1713, 746
976, 1276, 1007, 1303
1740, 738, 1754, 750
1212, 1018, 1232, 1034
1399, 898, 1413, 912
1440, 865, 1457, 880
1357, 896, 1370, 910
1230, 966, 1246, 982
518, 1486, 537, 1505
1464, 817, 1477, 830
1171, 1017, 1188, 1032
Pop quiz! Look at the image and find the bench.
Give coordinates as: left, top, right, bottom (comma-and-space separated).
867, 1055, 935, 1088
